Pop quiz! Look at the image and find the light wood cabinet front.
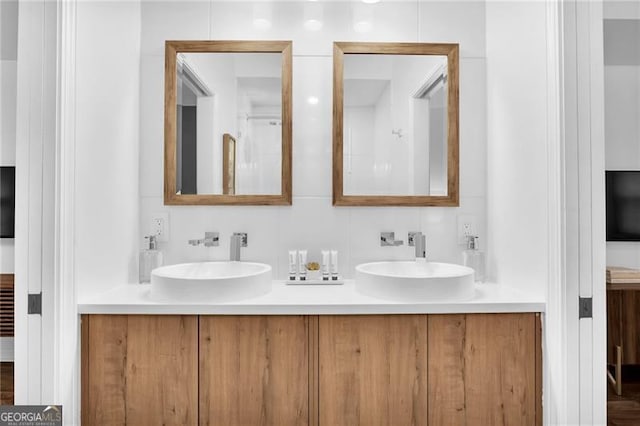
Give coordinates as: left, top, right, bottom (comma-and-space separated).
81, 315, 198, 426
82, 313, 541, 426
199, 315, 310, 426
428, 313, 541, 426
318, 315, 429, 426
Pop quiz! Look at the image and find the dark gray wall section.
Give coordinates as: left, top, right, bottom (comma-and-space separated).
604, 19, 640, 66
181, 106, 197, 195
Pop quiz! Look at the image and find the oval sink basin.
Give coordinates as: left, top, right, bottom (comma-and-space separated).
355, 261, 474, 302
150, 261, 271, 302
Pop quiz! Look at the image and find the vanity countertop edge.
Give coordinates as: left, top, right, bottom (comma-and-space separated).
78, 280, 545, 315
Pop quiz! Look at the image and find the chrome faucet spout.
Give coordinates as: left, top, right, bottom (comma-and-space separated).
415, 233, 426, 259
230, 233, 248, 261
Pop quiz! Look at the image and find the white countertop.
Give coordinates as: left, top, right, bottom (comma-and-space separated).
78, 280, 545, 315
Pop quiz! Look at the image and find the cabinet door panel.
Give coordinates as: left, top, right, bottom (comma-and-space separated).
428, 313, 538, 426
318, 315, 428, 426
622, 291, 640, 363
82, 315, 198, 426
199, 315, 309, 426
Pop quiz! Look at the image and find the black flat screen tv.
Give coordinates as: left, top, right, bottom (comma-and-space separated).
0, 166, 15, 238
606, 170, 640, 241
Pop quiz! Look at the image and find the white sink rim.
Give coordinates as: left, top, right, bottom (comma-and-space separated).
355, 261, 474, 279
150, 261, 272, 303
355, 260, 475, 302
152, 261, 271, 281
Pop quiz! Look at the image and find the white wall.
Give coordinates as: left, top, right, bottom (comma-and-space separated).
75, 1, 141, 298
0, 0, 18, 274
486, 1, 549, 298
0, 0, 17, 364
137, 0, 488, 281
604, 18, 640, 267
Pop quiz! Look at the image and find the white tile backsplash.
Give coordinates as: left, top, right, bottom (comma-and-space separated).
348, 207, 421, 269
459, 58, 487, 198
138, 0, 488, 280
141, 1, 211, 56
210, 2, 419, 57
277, 197, 351, 278
418, 1, 486, 58
139, 55, 165, 198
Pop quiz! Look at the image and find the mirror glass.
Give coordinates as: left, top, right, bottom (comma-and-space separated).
343, 54, 448, 196
333, 42, 459, 207
165, 41, 291, 205
175, 52, 282, 196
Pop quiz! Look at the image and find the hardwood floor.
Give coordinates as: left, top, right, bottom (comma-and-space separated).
0, 362, 13, 405
608, 368, 640, 426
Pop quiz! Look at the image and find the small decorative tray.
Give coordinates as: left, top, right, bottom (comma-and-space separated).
286, 276, 344, 285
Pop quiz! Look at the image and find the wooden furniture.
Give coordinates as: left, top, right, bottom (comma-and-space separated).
332, 42, 459, 207
82, 315, 198, 425
199, 316, 309, 425
607, 266, 640, 395
82, 313, 542, 426
0, 274, 14, 337
164, 40, 293, 205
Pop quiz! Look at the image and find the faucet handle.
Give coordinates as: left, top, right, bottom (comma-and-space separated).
232, 232, 248, 247
204, 232, 219, 247
381, 232, 404, 247
408, 231, 421, 246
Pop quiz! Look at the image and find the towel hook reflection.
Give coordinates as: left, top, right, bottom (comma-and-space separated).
392, 128, 403, 139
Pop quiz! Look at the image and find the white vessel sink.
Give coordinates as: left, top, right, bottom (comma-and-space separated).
150, 261, 271, 302
355, 260, 475, 302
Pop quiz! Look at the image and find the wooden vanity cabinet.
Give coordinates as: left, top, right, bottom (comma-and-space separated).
81, 315, 199, 425
82, 313, 541, 426
318, 315, 429, 425
318, 313, 541, 426
199, 316, 310, 426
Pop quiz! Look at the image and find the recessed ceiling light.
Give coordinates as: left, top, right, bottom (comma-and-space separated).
362, 0, 381, 3
304, 19, 323, 31
253, 4, 272, 30
307, 96, 319, 105
304, 3, 323, 31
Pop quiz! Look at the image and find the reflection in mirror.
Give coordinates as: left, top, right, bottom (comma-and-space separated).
176, 52, 282, 196
333, 42, 459, 206
165, 41, 292, 205
343, 54, 448, 196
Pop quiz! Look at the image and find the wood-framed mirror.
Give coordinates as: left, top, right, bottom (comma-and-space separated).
165, 40, 292, 205
332, 42, 459, 206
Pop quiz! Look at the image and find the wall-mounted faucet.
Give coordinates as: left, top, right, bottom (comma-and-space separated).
409, 231, 427, 259
188, 232, 219, 247
380, 232, 404, 246
230, 233, 248, 261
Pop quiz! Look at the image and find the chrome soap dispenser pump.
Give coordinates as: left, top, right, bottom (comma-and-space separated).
139, 235, 163, 284
463, 235, 485, 283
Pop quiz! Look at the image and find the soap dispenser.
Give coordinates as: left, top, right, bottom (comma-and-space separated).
139, 235, 163, 284
463, 235, 485, 282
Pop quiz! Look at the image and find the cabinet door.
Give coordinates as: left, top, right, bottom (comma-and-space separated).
199, 315, 309, 426
607, 290, 623, 365
617, 290, 640, 364
428, 313, 541, 426
318, 315, 429, 426
81, 315, 198, 426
